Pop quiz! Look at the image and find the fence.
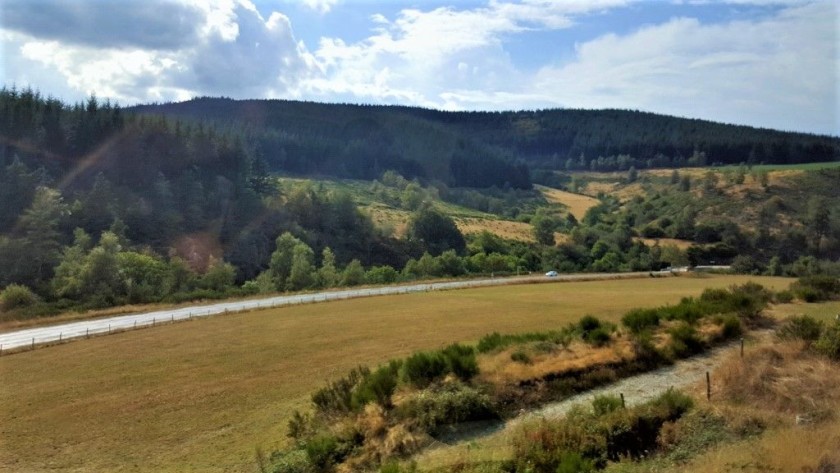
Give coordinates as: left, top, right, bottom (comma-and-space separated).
0, 271, 665, 355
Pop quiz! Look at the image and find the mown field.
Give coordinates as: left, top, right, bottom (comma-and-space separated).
0, 275, 792, 472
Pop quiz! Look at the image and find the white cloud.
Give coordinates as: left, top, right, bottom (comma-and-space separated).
528, 2, 837, 133
301, 0, 340, 14
300, 0, 630, 105
1, 0, 320, 103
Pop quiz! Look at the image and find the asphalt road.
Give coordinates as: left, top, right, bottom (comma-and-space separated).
0, 271, 666, 352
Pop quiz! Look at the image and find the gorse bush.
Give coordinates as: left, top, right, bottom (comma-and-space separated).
622, 308, 661, 334
397, 382, 496, 434
592, 394, 623, 416
668, 322, 704, 358
441, 343, 479, 381
311, 366, 369, 415
814, 321, 840, 360
577, 315, 614, 347
400, 351, 449, 389
791, 275, 840, 302
512, 389, 694, 471
776, 315, 823, 342
352, 360, 402, 409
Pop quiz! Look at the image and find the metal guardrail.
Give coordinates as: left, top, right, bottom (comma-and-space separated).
0, 271, 665, 354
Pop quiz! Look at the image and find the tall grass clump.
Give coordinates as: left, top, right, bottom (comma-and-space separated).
776, 315, 823, 343
511, 389, 693, 471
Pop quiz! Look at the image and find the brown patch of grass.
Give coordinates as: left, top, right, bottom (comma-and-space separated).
0, 275, 791, 472
536, 185, 600, 220
635, 237, 694, 251
455, 217, 536, 243
479, 339, 633, 386
715, 340, 840, 414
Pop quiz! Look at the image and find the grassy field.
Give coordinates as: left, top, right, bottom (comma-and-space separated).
536, 185, 600, 219
0, 275, 791, 472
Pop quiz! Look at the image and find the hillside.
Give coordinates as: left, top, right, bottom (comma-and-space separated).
131, 97, 840, 187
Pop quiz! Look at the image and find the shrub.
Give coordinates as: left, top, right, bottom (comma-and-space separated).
592, 395, 623, 416
774, 290, 794, 303
476, 332, 505, 353
397, 382, 497, 434
510, 351, 532, 364
583, 327, 612, 347
441, 343, 479, 381
268, 449, 314, 473
791, 275, 840, 302
0, 284, 39, 311
814, 321, 840, 360
668, 323, 704, 358
776, 315, 823, 342
556, 452, 595, 473
353, 361, 402, 409
578, 315, 602, 333
400, 351, 449, 388
622, 308, 661, 334
303, 434, 341, 471
312, 366, 370, 415
718, 314, 742, 339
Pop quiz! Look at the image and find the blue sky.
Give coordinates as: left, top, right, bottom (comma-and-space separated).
1, 0, 837, 135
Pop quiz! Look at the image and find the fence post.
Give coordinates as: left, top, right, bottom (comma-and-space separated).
620, 393, 625, 408
108, 324, 111, 334
134, 320, 137, 328
86, 327, 89, 338
740, 337, 744, 358
153, 317, 156, 327
32, 337, 35, 349
59, 333, 62, 342
706, 371, 711, 401
171, 314, 174, 322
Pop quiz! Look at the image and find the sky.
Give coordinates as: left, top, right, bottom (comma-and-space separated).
0, 0, 837, 135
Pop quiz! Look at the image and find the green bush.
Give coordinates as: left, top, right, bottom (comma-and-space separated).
622, 308, 661, 333
668, 323, 704, 358
397, 382, 497, 434
441, 343, 479, 381
718, 314, 742, 339
774, 290, 794, 303
400, 351, 449, 388
476, 330, 565, 353
510, 350, 532, 364
0, 284, 39, 311
583, 327, 612, 347
592, 394, 623, 416
791, 276, 840, 302
268, 449, 314, 473
303, 435, 342, 471
555, 452, 595, 473
578, 315, 602, 333
776, 315, 823, 342
352, 360, 402, 409
814, 321, 840, 360
311, 366, 369, 414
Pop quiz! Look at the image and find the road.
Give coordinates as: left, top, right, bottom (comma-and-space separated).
0, 271, 668, 352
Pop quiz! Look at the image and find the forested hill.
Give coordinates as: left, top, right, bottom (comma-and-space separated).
132, 97, 840, 183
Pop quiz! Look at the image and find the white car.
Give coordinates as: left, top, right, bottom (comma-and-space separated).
545, 271, 558, 277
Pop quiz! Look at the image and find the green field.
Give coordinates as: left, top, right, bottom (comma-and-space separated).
0, 275, 792, 472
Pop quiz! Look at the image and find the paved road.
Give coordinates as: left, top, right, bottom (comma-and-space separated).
0, 271, 668, 352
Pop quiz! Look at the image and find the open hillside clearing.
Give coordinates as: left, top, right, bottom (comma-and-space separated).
0, 275, 791, 472
535, 185, 600, 220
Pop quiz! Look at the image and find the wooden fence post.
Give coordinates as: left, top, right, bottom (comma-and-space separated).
620, 393, 625, 408
706, 371, 711, 401
740, 337, 744, 358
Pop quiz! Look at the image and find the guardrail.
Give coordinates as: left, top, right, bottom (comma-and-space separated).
0, 271, 667, 354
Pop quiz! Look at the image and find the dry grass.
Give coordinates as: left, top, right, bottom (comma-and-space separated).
635, 237, 694, 250
767, 300, 840, 323
455, 217, 537, 243
673, 421, 840, 473
478, 339, 633, 386
715, 340, 840, 414
536, 185, 600, 220
668, 339, 840, 473
0, 275, 790, 472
